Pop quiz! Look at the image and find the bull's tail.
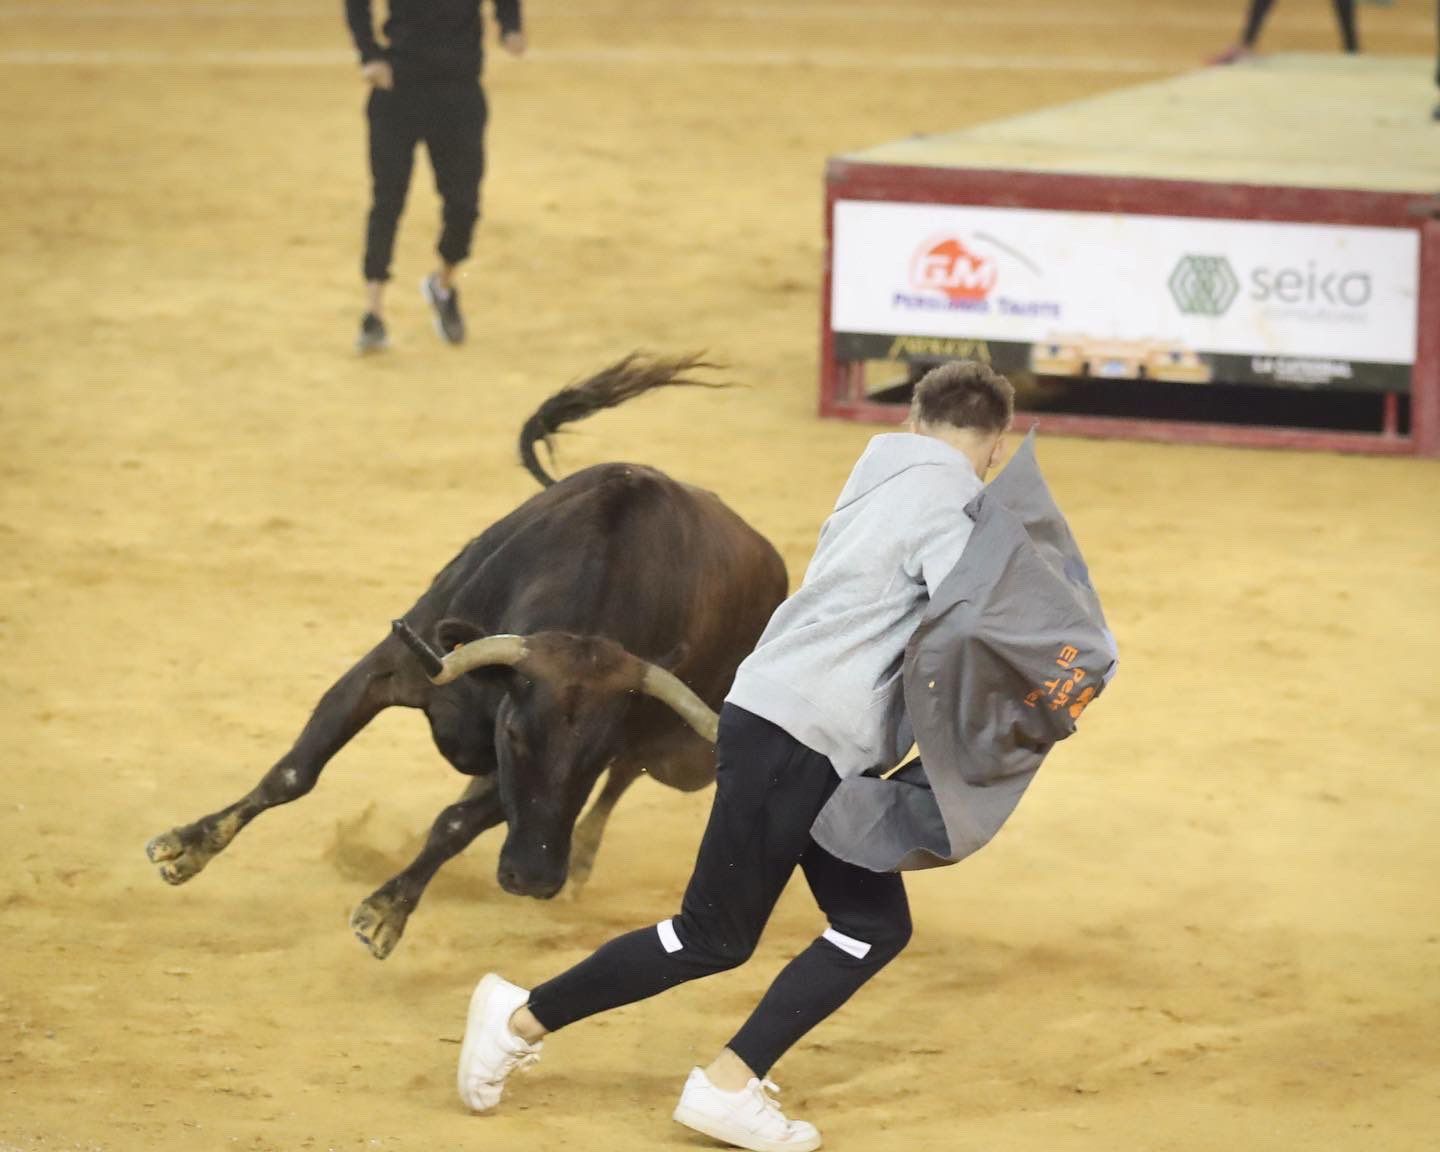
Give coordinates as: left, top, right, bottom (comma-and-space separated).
518, 352, 724, 487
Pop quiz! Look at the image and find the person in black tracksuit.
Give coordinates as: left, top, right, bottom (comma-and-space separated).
1210, 0, 1358, 64
344, 0, 524, 353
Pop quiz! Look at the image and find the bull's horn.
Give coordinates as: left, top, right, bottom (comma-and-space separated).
433, 634, 529, 685
639, 664, 719, 743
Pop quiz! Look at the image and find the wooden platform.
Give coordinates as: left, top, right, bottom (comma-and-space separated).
844, 54, 1440, 193
820, 55, 1440, 456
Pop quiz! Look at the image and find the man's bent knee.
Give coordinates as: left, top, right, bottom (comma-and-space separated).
660, 915, 756, 973
822, 913, 912, 968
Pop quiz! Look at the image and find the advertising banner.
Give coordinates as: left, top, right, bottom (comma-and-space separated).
830, 200, 1421, 391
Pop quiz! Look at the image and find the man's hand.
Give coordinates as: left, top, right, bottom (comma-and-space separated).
501, 30, 526, 57
361, 59, 394, 89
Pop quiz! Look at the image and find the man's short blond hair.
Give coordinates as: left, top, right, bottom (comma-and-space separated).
908, 361, 1014, 433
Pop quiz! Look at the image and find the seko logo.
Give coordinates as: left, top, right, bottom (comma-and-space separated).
1169, 255, 1240, 316
1251, 263, 1371, 307
910, 237, 998, 301
1170, 254, 1374, 318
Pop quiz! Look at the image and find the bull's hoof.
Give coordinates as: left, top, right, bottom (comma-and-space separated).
145, 829, 213, 886
350, 891, 412, 960
561, 865, 592, 902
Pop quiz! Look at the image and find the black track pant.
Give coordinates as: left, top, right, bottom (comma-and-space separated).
1241, 0, 1358, 52
363, 80, 487, 283
527, 705, 913, 1077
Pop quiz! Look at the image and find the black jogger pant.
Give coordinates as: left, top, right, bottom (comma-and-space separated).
527, 705, 913, 1077
363, 80, 487, 283
1242, 0, 1358, 52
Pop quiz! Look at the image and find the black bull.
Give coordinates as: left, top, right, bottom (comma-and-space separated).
145, 355, 788, 959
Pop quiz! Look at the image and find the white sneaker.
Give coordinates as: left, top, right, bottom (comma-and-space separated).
456, 973, 543, 1111
673, 1067, 822, 1152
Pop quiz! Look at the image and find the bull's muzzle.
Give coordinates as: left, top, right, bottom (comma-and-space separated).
496, 859, 566, 900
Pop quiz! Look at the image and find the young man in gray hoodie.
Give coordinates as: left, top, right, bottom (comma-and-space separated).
453, 361, 1015, 1152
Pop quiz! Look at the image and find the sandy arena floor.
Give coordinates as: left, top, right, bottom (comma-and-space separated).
3, 1, 1439, 1149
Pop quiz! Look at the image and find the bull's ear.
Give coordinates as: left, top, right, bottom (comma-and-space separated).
435, 617, 487, 653
657, 641, 690, 671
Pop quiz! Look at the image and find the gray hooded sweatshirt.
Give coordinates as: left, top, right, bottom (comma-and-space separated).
726, 433, 982, 778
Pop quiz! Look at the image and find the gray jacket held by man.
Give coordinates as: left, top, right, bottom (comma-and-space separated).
810, 430, 1117, 872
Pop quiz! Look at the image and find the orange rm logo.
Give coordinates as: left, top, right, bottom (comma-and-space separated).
910, 237, 997, 302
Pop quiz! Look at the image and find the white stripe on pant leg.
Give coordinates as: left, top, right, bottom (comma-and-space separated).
657, 918, 684, 954
822, 927, 872, 959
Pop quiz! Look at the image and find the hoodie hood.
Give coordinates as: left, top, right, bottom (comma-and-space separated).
834, 433, 977, 512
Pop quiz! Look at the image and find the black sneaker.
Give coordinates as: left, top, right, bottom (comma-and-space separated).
422, 274, 466, 345
356, 312, 389, 354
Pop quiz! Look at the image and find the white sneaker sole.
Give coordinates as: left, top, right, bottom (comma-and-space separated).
457, 973, 506, 1111
673, 1103, 822, 1152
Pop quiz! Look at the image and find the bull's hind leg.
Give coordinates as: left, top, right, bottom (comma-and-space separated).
350, 773, 504, 959
145, 634, 428, 885
565, 761, 643, 899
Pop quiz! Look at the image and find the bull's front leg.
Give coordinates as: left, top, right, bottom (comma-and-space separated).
145, 635, 427, 885
563, 719, 718, 901
350, 773, 504, 960
565, 761, 642, 899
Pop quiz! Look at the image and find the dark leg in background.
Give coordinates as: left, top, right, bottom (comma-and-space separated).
1241, 0, 1277, 47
